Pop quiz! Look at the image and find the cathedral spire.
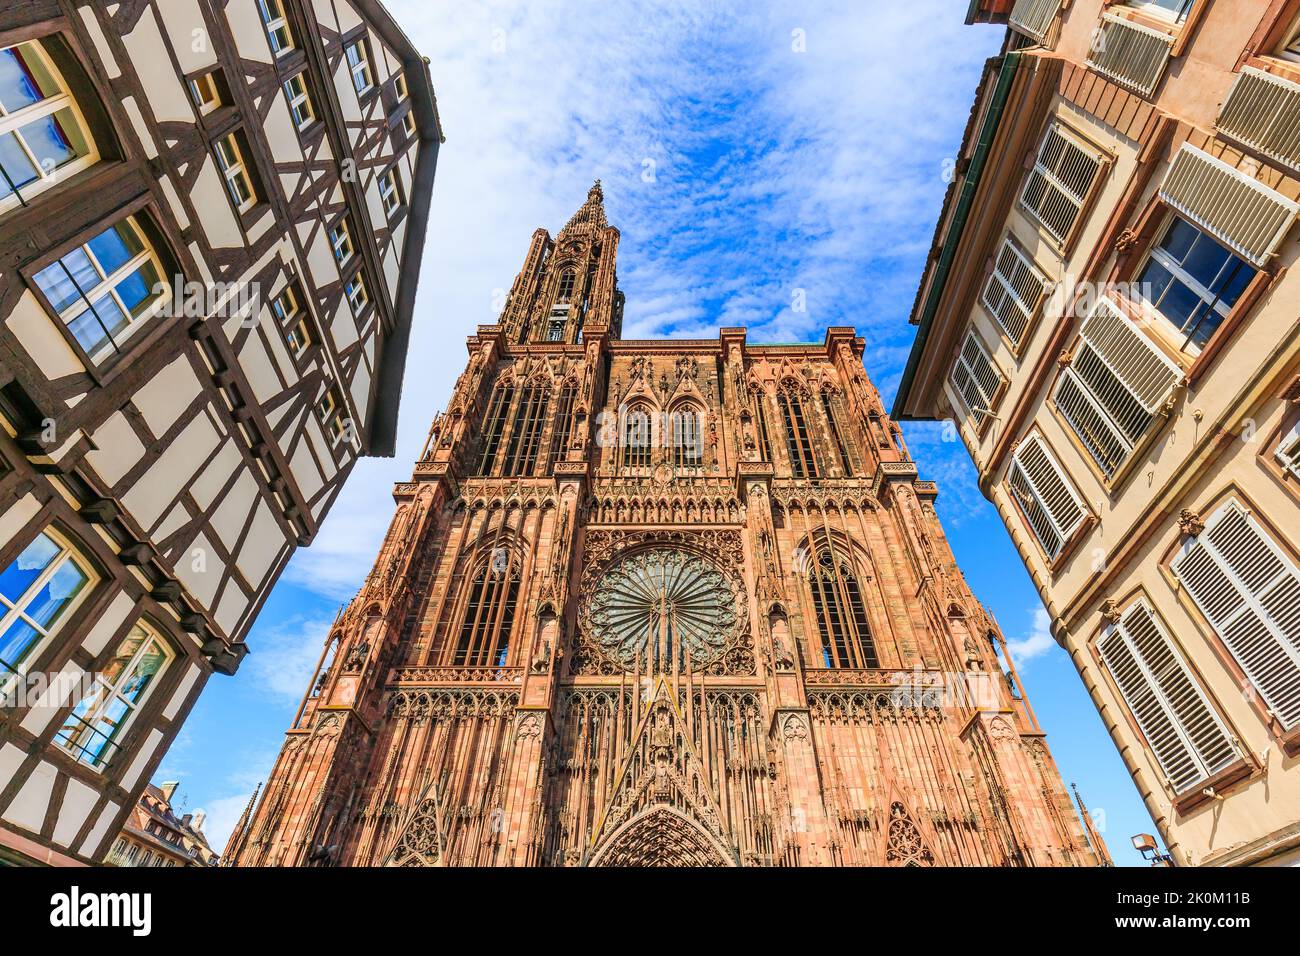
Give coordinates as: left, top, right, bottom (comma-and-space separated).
500, 180, 623, 344
558, 180, 608, 237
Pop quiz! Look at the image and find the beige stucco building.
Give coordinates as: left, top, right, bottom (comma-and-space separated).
0, 0, 440, 865
895, 0, 1300, 865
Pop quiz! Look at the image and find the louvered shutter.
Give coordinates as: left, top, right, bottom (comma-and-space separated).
1086, 13, 1174, 97
1099, 601, 1238, 793
981, 237, 1046, 347
1215, 67, 1300, 173
1009, 0, 1063, 42
1007, 435, 1086, 559
949, 330, 1003, 426
1021, 124, 1103, 245
1159, 143, 1300, 267
1173, 502, 1300, 729
1053, 296, 1182, 477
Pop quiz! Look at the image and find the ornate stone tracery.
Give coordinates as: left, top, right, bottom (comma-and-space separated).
226, 189, 1105, 871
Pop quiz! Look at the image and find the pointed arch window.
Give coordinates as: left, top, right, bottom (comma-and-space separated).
751, 390, 773, 462
548, 381, 578, 471
673, 406, 703, 469
556, 268, 576, 304
807, 544, 879, 668
821, 389, 854, 476
503, 381, 549, 477
624, 404, 653, 470
476, 383, 514, 475
779, 387, 817, 478
452, 548, 521, 667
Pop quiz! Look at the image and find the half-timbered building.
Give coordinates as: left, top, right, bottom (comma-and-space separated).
0, 0, 441, 866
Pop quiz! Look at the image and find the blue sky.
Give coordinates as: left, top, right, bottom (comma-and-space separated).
164, 0, 1156, 865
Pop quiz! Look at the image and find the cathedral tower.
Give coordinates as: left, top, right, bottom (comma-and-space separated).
225, 187, 1106, 867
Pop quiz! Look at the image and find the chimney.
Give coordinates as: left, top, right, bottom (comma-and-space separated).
191, 810, 207, 834
160, 781, 180, 804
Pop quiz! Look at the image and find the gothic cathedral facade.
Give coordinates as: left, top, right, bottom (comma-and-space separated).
225, 185, 1106, 868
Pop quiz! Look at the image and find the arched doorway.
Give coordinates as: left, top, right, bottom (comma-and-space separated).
588, 805, 737, 868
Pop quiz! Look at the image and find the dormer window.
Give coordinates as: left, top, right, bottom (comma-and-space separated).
0, 40, 98, 211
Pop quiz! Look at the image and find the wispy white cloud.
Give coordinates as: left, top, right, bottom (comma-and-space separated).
243, 613, 335, 704
279, 0, 1002, 598
1007, 607, 1058, 668
192, 747, 280, 854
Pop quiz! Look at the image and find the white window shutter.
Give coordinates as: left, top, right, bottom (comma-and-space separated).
1053, 296, 1182, 477
1099, 601, 1238, 793
1215, 66, 1300, 174
1173, 501, 1300, 729
950, 330, 1003, 427
1021, 124, 1103, 245
1008, 435, 1086, 559
1009, 0, 1063, 42
1086, 13, 1174, 97
1159, 143, 1300, 268
982, 237, 1046, 347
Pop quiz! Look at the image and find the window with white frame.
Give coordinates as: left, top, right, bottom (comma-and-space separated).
1127, 0, 1196, 23
345, 39, 374, 95
346, 272, 369, 313
1098, 599, 1238, 794
257, 0, 294, 57
317, 389, 347, 443
1284, 14, 1300, 61
0, 530, 92, 683
394, 71, 409, 101
1277, 422, 1300, 479
949, 329, 1003, 428
982, 236, 1047, 347
32, 215, 169, 364
270, 283, 299, 324
329, 217, 354, 264
1053, 296, 1182, 479
55, 622, 172, 769
187, 71, 222, 114
1007, 433, 1087, 560
379, 167, 402, 217
1021, 123, 1103, 246
1172, 499, 1300, 730
402, 109, 417, 138
215, 132, 256, 212
286, 316, 312, 355
1135, 214, 1258, 355
0, 40, 98, 211
283, 72, 315, 130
